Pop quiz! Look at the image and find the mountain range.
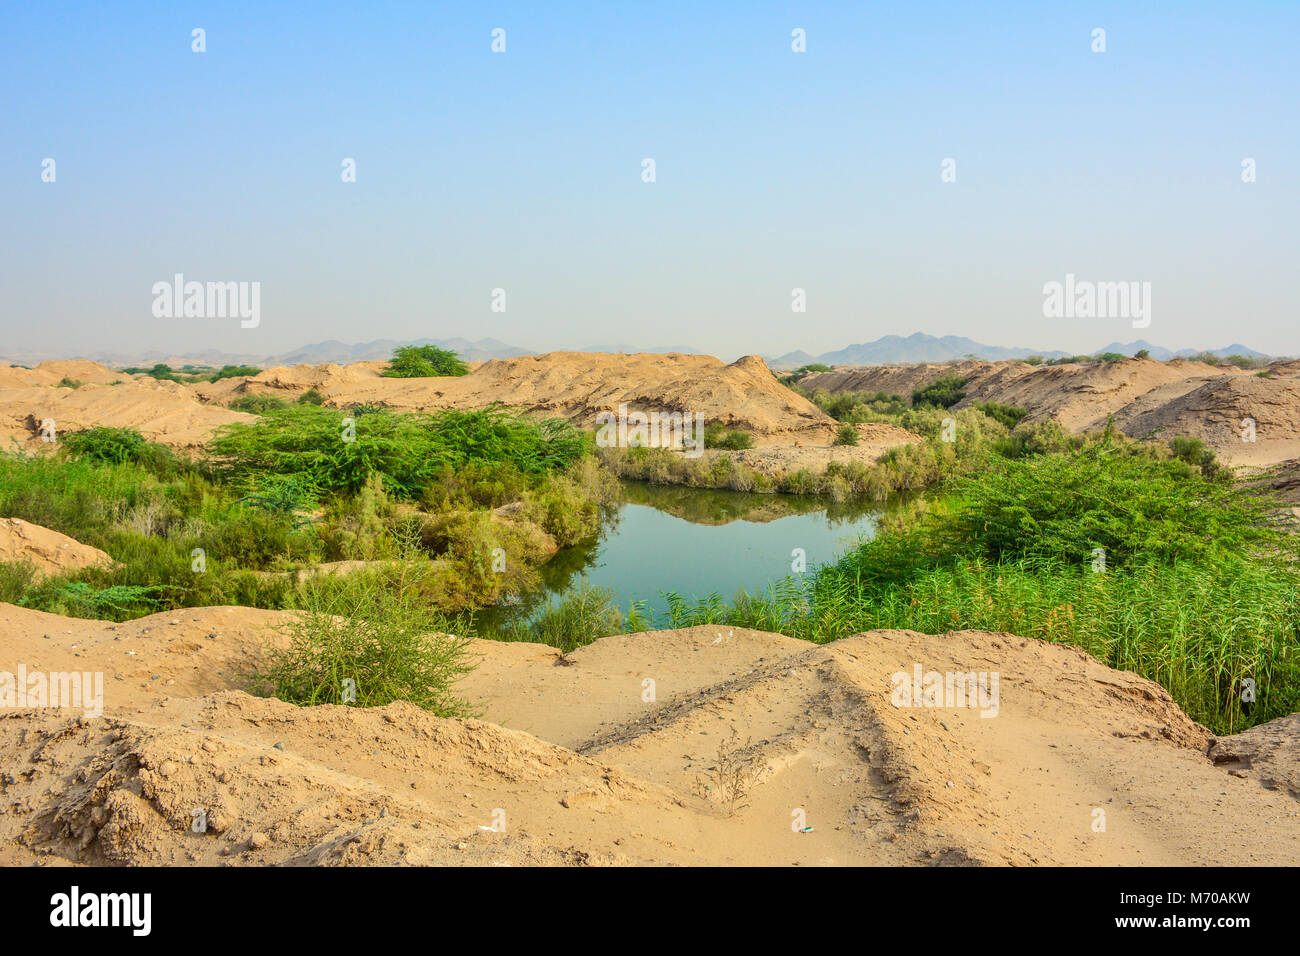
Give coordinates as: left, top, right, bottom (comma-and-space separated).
0, 333, 1276, 370
765, 334, 1272, 368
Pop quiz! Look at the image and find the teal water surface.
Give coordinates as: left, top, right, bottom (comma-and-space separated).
488, 482, 885, 626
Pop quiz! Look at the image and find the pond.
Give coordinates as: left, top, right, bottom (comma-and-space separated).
482, 481, 886, 628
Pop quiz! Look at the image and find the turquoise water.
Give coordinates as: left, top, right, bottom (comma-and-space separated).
489, 482, 883, 625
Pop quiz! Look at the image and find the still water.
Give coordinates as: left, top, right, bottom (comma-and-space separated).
490, 481, 884, 625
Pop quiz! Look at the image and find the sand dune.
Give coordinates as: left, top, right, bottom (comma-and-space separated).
0, 378, 252, 452
2, 604, 1296, 866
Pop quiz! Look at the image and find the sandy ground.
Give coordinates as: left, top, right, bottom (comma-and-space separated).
1, 603, 1296, 866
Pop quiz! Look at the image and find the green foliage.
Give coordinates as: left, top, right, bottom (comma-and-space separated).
1134, 349, 1151, 360
207, 405, 586, 497
228, 394, 290, 414
704, 423, 754, 450
496, 581, 624, 653
212, 364, 261, 380
794, 386, 909, 422
382, 345, 470, 378
56, 377, 83, 388
256, 563, 475, 714
973, 401, 1028, 429
60, 427, 181, 477
783, 363, 831, 382
911, 374, 968, 409
833, 423, 859, 446
297, 388, 326, 406
19, 580, 168, 618
1224, 354, 1267, 369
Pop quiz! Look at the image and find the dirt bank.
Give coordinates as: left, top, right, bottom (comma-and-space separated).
2, 604, 1295, 866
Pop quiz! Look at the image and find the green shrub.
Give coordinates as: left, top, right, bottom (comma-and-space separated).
228, 394, 289, 414
60, 427, 181, 477
704, 423, 754, 450
974, 401, 1028, 429
256, 564, 475, 714
383, 345, 470, 378
206, 405, 587, 497
497, 581, 623, 653
297, 388, 326, 406
211, 365, 261, 380
833, 424, 859, 446
911, 374, 968, 409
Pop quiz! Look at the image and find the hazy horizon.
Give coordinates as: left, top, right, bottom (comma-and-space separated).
4, 3, 1297, 358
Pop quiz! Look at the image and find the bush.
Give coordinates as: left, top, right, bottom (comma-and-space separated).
60, 427, 181, 477
833, 423, 859, 446
297, 388, 326, 406
497, 581, 623, 653
211, 365, 261, 380
257, 563, 475, 714
911, 374, 968, 409
383, 345, 470, 378
704, 423, 754, 450
228, 394, 289, 414
206, 405, 587, 497
974, 402, 1028, 429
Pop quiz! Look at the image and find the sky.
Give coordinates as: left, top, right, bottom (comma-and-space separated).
2, 1, 1297, 361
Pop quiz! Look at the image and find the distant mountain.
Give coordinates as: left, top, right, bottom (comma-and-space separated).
1095, 340, 1177, 360
1096, 341, 1271, 360
0, 337, 534, 370
768, 349, 819, 368
766, 334, 1275, 368
569, 343, 707, 356
265, 337, 531, 365
767, 333, 1070, 368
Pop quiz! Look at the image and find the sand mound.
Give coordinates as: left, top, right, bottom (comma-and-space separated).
197, 352, 839, 442
802, 358, 1300, 466
0, 360, 121, 388
0, 518, 114, 579
1113, 374, 1300, 464
0, 378, 253, 451
2, 604, 1296, 866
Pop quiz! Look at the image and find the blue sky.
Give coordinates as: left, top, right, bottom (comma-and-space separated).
2, 1, 1297, 359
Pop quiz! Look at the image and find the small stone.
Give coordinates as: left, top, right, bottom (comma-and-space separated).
273, 742, 285, 751
249, 832, 269, 849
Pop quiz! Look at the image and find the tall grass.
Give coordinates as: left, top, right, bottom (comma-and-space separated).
255, 560, 475, 714
649, 442, 1300, 733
